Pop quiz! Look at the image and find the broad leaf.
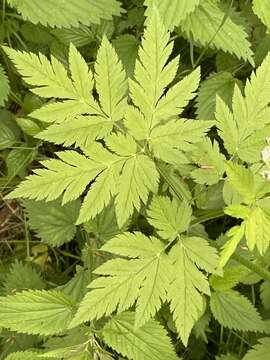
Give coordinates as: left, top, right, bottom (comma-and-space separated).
210, 290, 263, 331
8, 0, 122, 27
102, 312, 178, 360
23, 199, 80, 246
0, 290, 75, 335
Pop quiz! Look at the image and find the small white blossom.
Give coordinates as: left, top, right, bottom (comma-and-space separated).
261, 146, 270, 163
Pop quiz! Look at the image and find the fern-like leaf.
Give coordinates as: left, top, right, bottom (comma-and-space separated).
69, 232, 172, 329
6, 151, 106, 204
95, 36, 128, 122
216, 53, 270, 162
147, 196, 192, 240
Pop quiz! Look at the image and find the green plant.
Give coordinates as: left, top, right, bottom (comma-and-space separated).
1, 1, 270, 359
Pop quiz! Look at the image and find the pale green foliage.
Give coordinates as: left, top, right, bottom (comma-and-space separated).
0, 63, 10, 106
169, 239, 219, 345
71, 225, 218, 346
145, 0, 200, 30
6, 151, 106, 203
190, 139, 226, 185
253, 0, 270, 33
216, 53, 270, 163
95, 36, 128, 122
149, 118, 213, 165
210, 265, 249, 292
23, 199, 80, 246
225, 162, 256, 204
220, 162, 270, 260
196, 72, 241, 120
179, 0, 253, 63
7, 0, 122, 27
4, 43, 103, 131
147, 196, 192, 240
129, 11, 203, 134
70, 232, 172, 329
243, 338, 270, 360
210, 290, 264, 331
218, 224, 245, 268
114, 154, 159, 227
245, 207, 270, 254
5, 352, 49, 360
0, 290, 75, 335
5, 13, 209, 229
102, 312, 179, 360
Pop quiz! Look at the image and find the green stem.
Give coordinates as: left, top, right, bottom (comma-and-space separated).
232, 252, 270, 283
191, 209, 225, 225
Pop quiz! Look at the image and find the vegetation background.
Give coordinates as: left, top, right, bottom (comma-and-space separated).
1, 0, 270, 359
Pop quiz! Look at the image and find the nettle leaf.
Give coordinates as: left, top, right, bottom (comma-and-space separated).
210, 290, 264, 332
113, 34, 140, 77
147, 195, 192, 240
253, 0, 270, 33
84, 203, 125, 241
70, 232, 172, 329
145, 0, 200, 30
216, 53, 270, 163
168, 239, 219, 345
5, 352, 49, 360
243, 338, 270, 360
102, 312, 178, 360
260, 281, 270, 310
7, 0, 122, 27
0, 110, 20, 150
0, 290, 76, 335
196, 72, 241, 120
23, 199, 80, 246
3, 260, 45, 294
179, 0, 253, 63
0, 63, 10, 106
51, 25, 94, 48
